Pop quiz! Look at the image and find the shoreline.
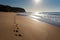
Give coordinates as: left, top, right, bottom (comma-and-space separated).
0, 12, 60, 40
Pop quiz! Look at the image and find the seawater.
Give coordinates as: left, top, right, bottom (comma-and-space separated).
16, 12, 60, 27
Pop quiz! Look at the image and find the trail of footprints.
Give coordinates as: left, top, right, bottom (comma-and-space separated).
13, 24, 22, 37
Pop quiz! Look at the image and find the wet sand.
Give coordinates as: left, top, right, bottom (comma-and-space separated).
0, 12, 60, 40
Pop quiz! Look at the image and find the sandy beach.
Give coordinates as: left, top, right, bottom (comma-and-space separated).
0, 12, 60, 40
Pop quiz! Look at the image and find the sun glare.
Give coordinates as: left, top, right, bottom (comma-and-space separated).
34, 12, 40, 15
34, 0, 42, 4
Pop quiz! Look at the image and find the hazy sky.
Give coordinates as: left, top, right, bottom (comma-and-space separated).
0, 0, 60, 12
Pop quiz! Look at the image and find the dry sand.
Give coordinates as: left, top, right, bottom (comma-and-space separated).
0, 12, 60, 40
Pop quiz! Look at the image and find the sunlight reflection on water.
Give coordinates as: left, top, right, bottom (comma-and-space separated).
16, 12, 60, 27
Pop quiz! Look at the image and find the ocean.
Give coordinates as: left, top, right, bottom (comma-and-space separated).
16, 12, 60, 27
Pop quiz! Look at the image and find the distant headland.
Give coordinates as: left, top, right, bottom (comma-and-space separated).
0, 4, 26, 12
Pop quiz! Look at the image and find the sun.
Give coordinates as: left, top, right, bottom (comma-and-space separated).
34, 0, 42, 4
